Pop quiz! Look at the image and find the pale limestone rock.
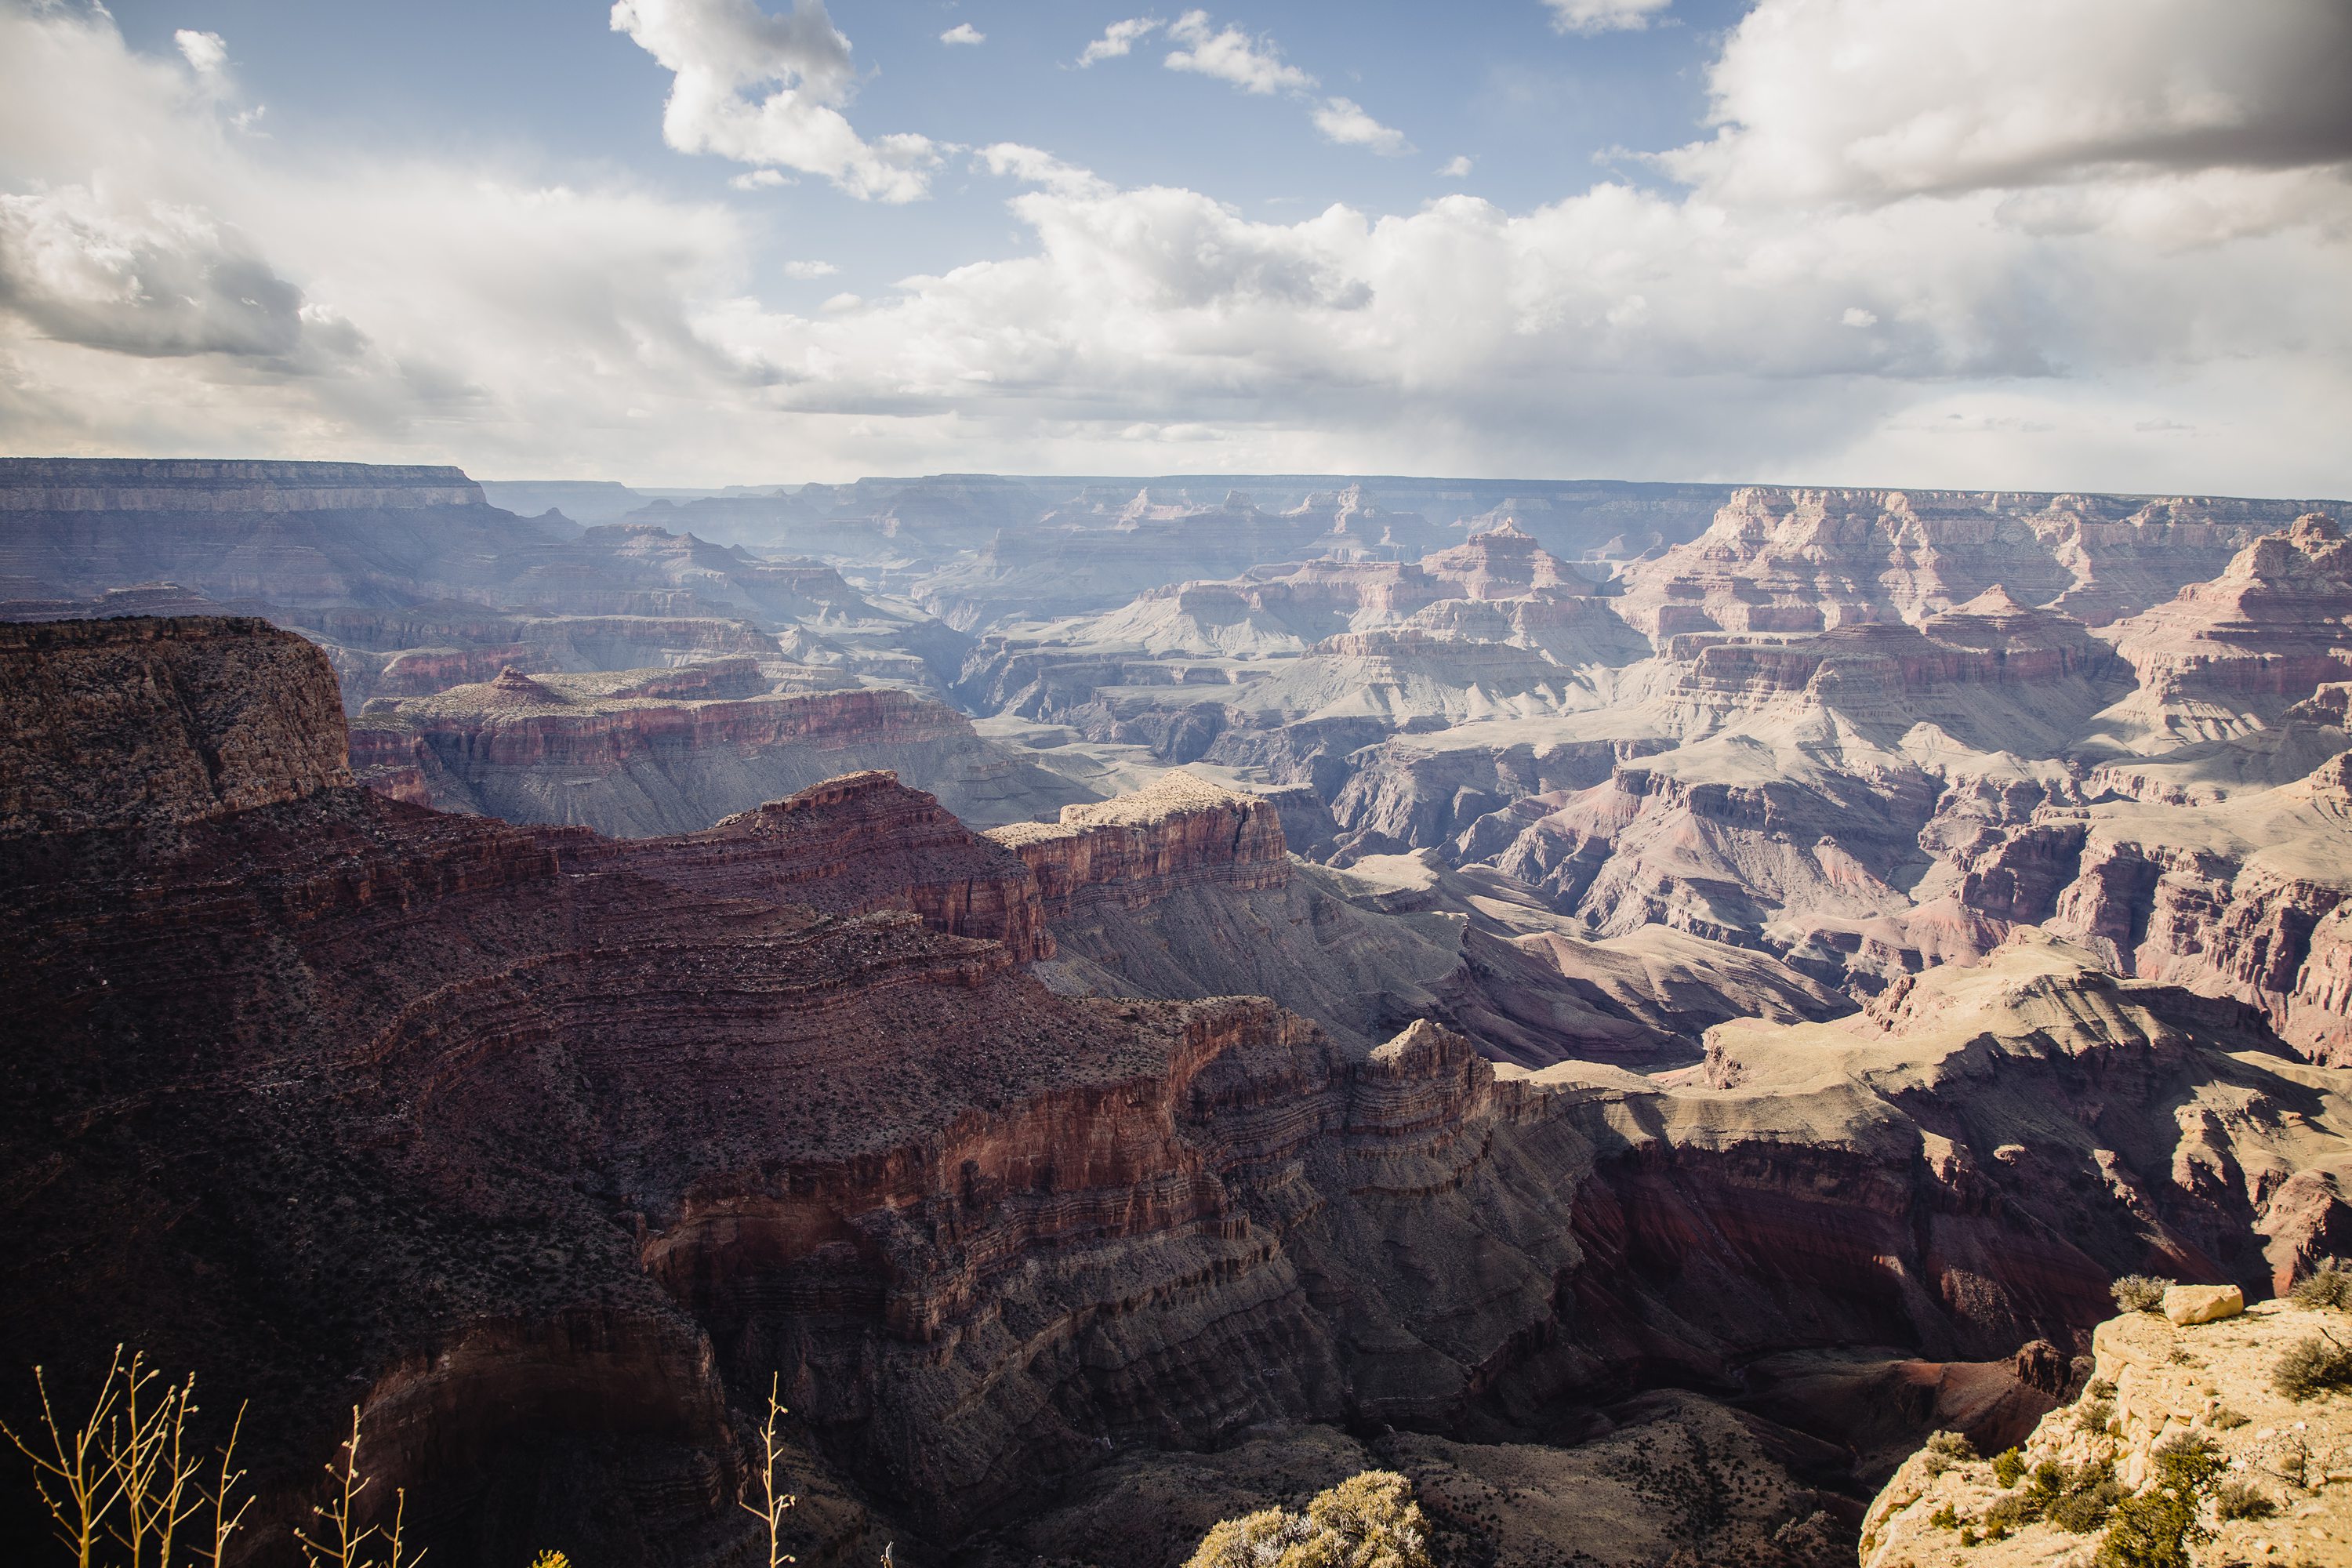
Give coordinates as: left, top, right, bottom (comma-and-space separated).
2165, 1282, 2245, 1325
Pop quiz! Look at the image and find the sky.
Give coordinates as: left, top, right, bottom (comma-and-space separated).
0, 0, 2348, 492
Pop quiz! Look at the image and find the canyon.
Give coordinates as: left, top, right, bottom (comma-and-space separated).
8, 460, 2352, 1567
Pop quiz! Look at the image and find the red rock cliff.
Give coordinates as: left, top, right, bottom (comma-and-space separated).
985, 768, 1288, 918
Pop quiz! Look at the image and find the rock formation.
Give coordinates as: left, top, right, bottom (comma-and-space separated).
17, 617, 2334, 1566
1863, 1295, 2352, 1566
0, 615, 350, 835
349, 672, 1092, 833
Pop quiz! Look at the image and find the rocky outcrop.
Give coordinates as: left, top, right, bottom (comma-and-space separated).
1862, 1298, 2352, 1567
1418, 518, 1581, 600
1612, 487, 2325, 638
622, 770, 1053, 961
2104, 510, 2352, 741
985, 768, 1287, 917
0, 615, 350, 835
350, 675, 1092, 833
13, 611, 2352, 1568
1945, 753, 2352, 1064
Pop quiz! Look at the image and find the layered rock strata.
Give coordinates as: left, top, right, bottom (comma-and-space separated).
984, 768, 1287, 917
350, 673, 1091, 833
9, 618, 2352, 1568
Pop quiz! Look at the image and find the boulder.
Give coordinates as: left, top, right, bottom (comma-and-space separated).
2162, 1282, 2245, 1326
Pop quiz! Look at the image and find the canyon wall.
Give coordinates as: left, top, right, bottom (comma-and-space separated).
0, 615, 350, 835
350, 674, 1092, 833
983, 768, 1288, 917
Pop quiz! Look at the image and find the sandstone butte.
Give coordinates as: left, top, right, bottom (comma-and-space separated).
9, 613, 2352, 1568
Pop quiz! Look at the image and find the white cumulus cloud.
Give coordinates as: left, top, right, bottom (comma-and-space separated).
1666, 0, 2352, 205
173, 29, 227, 73
782, 258, 837, 278
1439, 154, 1473, 178
2, 0, 2349, 494
1078, 15, 1162, 66
609, 0, 940, 203
940, 22, 984, 45
1163, 10, 1314, 94
1313, 98, 1410, 156
1544, 0, 1671, 35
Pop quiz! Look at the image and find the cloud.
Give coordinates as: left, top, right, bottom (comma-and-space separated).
0, 186, 308, 359
2, 0, 2349, 495
782, 258, 838, 278
609, 0, 940, 203
1163, 10, 1314, 95
939, 22, 984, 46
1439, 154, 1473, 178
1077, 16, 1161, 67
978, 143, 1112, 198
1666, 0, 2352, 205
173, 29, 227, 74
1313, 98, 1410, 156
1152, 12, 1410, 158
730, 168, 791, 188
1543, 0, 1670, 34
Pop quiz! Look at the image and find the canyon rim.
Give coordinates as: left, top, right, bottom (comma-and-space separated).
6, 2, 2352, 1566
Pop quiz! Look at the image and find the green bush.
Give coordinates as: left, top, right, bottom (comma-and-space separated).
2274, 1333, 2352, 1399
1990, 1446, 2025, 1488
2076, 1397, 2115, 1432
2094, 1434, 2227, 1568
2041, 1458, 2126, 1535
2110, 1276, 2170, 1313
2290, 1260, 2352, 1310
1185, 1470, 1433, 1568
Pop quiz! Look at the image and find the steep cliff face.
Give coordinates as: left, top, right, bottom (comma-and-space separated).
2103, 510, 2352, 742
0, 615, 350, 835
985, 768, 1288, 917
1611, 488, 2314, 638
11, 619, 2352, 1568
0, 457, 485, 511
350, 675, 1092, 833
619, 770, 1053, 962
1946, 753, 2352, 1065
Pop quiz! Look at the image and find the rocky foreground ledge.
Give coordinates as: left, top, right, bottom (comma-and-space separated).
1863, 1293, 2352, 1566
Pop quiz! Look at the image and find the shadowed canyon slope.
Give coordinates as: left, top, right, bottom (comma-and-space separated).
7, 615, 2352, 1568
11, 464, 2352, 1567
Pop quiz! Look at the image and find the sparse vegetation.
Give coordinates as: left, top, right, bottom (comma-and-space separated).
0, 1350, 445, 1568
293, 1405, 422, 1568
1919, 1428, 1976, 1476
741, 1374, 797, 1568
2214, 1478, 2275, 1521
1971, 1456, 2126, 1537
1, 1347, 252, 1568
2076, 1396, 2116, 1432
1991, 1446, 2025, 1487
2290, 1259, 2352, 1310
1184, 1470, 1433, 1568
2111, 1276, 2171, 1313
2095, 1432, 2225, 1568
2274, 1333, 2352, 1400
